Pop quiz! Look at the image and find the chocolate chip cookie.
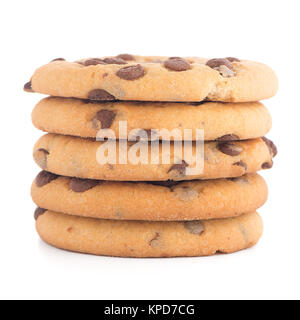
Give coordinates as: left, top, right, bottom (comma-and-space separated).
33, 133, 276, 181
26, 55, 278, 102
31, 172, 267, 221
35, 210, 263, 257
32, 97, 272, 141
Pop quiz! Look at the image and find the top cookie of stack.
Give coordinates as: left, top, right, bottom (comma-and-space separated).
25, 55, 278, 102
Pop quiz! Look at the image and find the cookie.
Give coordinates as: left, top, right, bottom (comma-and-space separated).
26, 55, 278, 102
32, 97, 272, 141
31, 172, 267, 221
35, 210, 263, 257
33, 134, 276, 181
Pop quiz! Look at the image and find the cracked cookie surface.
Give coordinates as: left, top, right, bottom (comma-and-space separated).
26, 55, 278, 102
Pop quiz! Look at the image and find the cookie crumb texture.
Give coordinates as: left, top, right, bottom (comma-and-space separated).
36, 211, 263, 257
29, 56, 278, 102
31, 172, 268, 221
33, 134, 274, 181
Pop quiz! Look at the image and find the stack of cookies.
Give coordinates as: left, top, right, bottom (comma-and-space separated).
26, 55, 278, 257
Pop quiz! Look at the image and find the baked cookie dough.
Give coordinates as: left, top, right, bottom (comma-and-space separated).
32, 97, 272, 141
33, 133, 276, 181
35, 210, 263, 257
31, 172, 267, 221
26, 55, 278, 102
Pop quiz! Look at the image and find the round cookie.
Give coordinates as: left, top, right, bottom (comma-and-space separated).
32, 97, 272, 141
26, 55, 278, 102
31, 172, 267, 221
35, 210, 263, 258
33, 133, 276, 181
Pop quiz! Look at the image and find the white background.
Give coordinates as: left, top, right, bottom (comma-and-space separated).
0, 0, 299, 300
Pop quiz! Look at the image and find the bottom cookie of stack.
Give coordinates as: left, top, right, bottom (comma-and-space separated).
35, 210, 263, 258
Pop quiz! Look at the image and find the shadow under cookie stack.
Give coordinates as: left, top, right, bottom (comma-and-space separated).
26, 55, 278, 257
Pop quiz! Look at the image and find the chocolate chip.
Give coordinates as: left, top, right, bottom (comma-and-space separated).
116, 64, 145, 80
226, 57, 240, 62
164, 58, 191, 71
184, 221, 204, 235
23, 81, 33, 92
149, 232, 161, 248
34, 207, 46, 220
88, 89, 115, 101
262, 161, 273, 169
93, 110, 116, 129
69, 177, 99, 192
83, 58, 106, 66
206, 58, 235, 77
206, 58, 233, 69
217, 142, 243, 156
216, 134, 240, 141
116, 54, 135, 61
262, 137, 277, 158
103, 57, 127, 65
35, 170, 58, 187
233, 161, 247, 171
51, 58, 65, 62
33, 148, 50, 169
168, 160, 189, 176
